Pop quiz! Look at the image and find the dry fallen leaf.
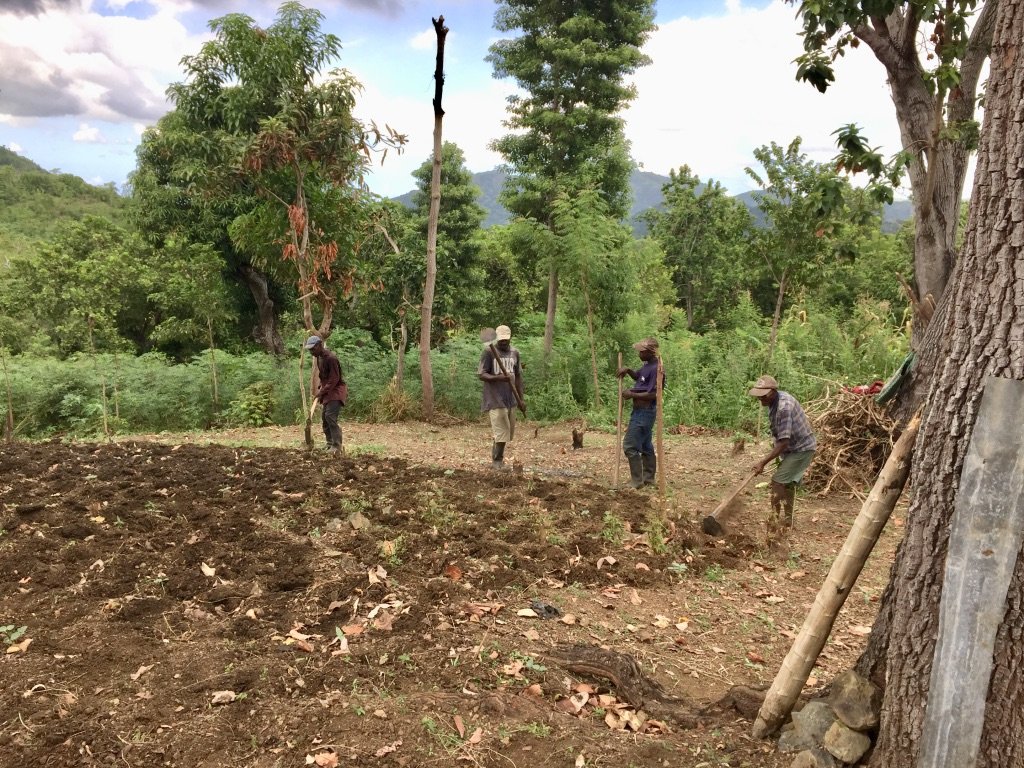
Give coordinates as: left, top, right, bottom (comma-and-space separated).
560, 614, 577, 625
848, 624, 872, 636
200, 562, 216, 577
575, 754, 586, 768
443, 563, 463, 581
763, 595, 785, 604
516, 608, 539, 618
341, 624, 364, 637
522, 628, 540, 641
130, 664, 154, 681
210, 690, 236, 705
373, 740, 402, 758
789, 570, 807, 580
310, 751, 338, 768
652, 615, 671, 629
596, 556, 617, 569
454, 714, 465, 738
6, 638, 32, 654
467, 728, 483, 744
523, 683, 544, 697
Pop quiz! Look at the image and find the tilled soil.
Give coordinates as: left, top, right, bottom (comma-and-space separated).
0, 434, 897, 767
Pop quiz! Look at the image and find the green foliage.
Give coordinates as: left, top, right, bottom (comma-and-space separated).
642, 166, 755, 331
223, 382, 277, 427
165, 1, 405, 335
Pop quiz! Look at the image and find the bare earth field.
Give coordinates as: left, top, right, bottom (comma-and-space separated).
0, 418, 903, 768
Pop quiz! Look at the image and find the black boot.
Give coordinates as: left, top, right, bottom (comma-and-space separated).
627, 455, 644, 488
491, 442, 506, 470
641, 453, 657, 486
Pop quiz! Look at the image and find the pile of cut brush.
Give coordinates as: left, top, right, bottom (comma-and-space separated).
803, 389, 898, 496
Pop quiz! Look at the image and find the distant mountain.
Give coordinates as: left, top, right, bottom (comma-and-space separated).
394, 167, 915, 235
0, 146, 126, 263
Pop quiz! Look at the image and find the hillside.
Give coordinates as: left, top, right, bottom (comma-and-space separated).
0, 146, 127, 263
394, 166, 916, 235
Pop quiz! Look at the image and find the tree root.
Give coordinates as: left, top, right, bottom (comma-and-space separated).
544, 644, 696, 727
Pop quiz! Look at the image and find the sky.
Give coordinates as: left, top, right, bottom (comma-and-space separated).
0, 0, 919, 200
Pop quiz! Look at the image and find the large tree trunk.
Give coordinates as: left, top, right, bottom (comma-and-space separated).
865, 3, 1024, 764
237, 263, 284, 355
855, 2, 996, 318
420, 16, 447, 420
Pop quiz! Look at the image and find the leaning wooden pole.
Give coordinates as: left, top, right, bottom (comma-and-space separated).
656, 355, 666, 498
614, 351, 623, 488
752, 412, 921, 738
419, 15, 447, 420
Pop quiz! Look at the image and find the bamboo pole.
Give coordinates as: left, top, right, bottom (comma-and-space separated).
614, 352, 623, 488
752, 412, 921, 738
656, 355, 666, 497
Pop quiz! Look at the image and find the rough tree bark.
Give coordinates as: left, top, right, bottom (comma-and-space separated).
420, 15, 447, 420
861, 2, 1024, 763
236, 263, 284, 355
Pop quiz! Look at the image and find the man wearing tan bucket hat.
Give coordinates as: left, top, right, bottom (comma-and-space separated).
478, 324, 525, 470
748, 375, 816, 548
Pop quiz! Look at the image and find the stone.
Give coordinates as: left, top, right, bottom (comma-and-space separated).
823, 720, 872, 764
791, 747, 843, 768
779, 727, 817, 754
828, 670, 882, 731
792, 700, 838, 744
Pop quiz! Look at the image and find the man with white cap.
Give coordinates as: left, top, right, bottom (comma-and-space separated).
617, 337, 663, 488
305, 335, 348, 454
748, 375, 816, 547
477, 325, 525, 470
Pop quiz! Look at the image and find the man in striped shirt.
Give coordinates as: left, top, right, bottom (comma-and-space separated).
749, 375, 816, 549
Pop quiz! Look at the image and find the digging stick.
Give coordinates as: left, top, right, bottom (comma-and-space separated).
656, 355, 666, 497
752, 412, 921, 738
488, 343, 526, 415
299, 347, 313, 449
305, 400, 317, 450
614, 352, 623, 488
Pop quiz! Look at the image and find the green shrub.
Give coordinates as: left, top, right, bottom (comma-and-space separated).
223, 381, 276, 427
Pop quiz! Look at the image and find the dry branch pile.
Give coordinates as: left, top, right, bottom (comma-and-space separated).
804, 390, 899, 496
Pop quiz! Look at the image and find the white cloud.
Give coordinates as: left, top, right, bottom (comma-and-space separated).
73, 122, 105, 143
409, 28, 436, 51
6, 141, 23, 152
133, 123, 148, 136
624, 2, 904, 195
0, 2, 207, 123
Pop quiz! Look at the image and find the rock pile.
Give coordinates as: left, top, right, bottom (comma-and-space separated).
778, 670, 882, 767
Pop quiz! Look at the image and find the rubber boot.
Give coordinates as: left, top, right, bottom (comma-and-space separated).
627, 455, 644, 489
641, 454, 657, 486
491, 441, 506, 470
783, 485, 796, 527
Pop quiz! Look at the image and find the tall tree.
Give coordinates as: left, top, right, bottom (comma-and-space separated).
420, 15, 448, 421
166, 1, 404, 342
641, 166, 753, 331
791, 0, 996, 322
408, 142, 488, 334
855, 0, 1024, 763
487, 0, 655, 363
745, 139, 872, 359
131, 111, 286, 355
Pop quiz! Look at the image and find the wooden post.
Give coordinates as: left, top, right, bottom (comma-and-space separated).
918, 377, 1024, 768
656, 354, 666, 497
1, 347, 14, 443
614, 351, 623, 488
419, 15, 447, 420
752, 412, 921, 738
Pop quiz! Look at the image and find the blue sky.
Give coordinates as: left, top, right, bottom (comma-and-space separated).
0, 0, 918, 199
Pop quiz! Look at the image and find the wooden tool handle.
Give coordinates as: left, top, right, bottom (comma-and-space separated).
488, 343, 526, 412
707, 468, 760, 521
